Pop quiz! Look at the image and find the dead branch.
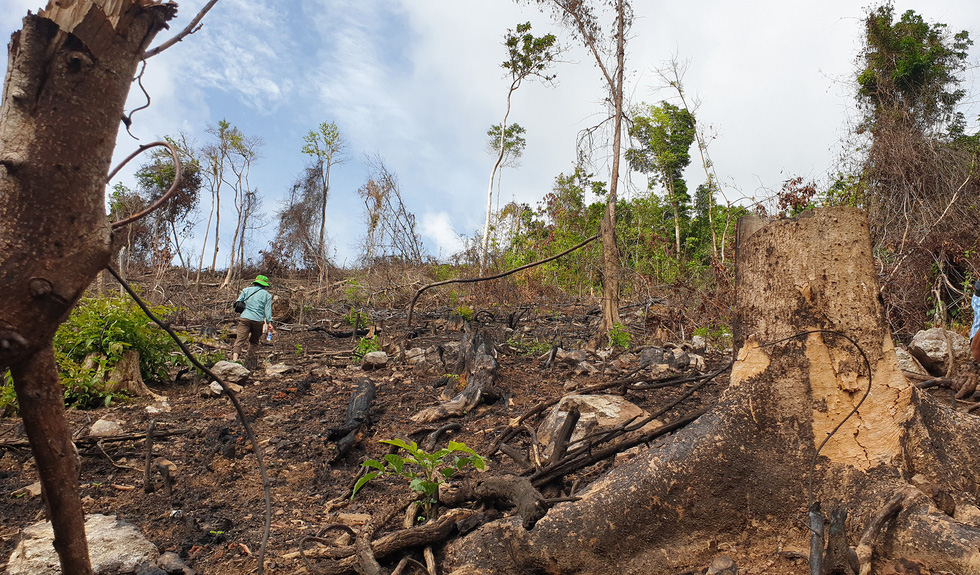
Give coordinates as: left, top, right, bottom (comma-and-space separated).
108, 141, 182, 229
143, 0, 221, 59
407, 234, 599, 324
304, 508, 477, 574
0, 427, 191, 450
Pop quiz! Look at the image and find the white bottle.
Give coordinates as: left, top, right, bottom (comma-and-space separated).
266, 332, 272, 342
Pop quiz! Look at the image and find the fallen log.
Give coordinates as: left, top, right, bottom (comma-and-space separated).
439, 475, 547, 529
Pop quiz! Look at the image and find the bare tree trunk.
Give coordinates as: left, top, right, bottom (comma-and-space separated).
444, 207, 980, 575
0, 4, 176, 574
598, 0, 627, 338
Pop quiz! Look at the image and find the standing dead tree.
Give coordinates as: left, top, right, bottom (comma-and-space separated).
441, 207, 980, 574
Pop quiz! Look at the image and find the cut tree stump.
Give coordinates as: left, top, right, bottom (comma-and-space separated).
411, 325, 499, 423
441, 208, 980, 575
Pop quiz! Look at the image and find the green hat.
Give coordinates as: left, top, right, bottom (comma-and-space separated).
254, 275, 270, 287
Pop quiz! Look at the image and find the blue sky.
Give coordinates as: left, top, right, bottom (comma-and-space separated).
3, 0, 979, 267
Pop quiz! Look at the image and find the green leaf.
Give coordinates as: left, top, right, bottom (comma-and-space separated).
352, 472, 380, 497
383, 453, 405, 473
408, 477, 427, 494
361, 459, 384, 472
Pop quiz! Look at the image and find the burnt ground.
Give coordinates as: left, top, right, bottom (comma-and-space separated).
0, 278, 818, 575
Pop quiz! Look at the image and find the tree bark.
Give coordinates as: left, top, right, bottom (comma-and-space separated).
442, 207, 980, 574
0, 3, 177, 573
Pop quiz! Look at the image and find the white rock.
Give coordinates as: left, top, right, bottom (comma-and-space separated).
537, 395, 660, 457
361, 351, 389, 370
145, 401, 171, 415
207, 381, 243, 396
89, 419, 124, 438
210, 360, 250, 385
7, 514, 158, 575
691, 335, 708, 354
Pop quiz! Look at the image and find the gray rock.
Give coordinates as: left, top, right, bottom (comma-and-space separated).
7, 514, 159, 575
895, 347, 929, 376
706, 554, 737, 575
210, 360, 250, 385
89, 419, 125, 438
157, 551, 196, 575
404, 347, 425, 364
557, 349, 589, 365
136, 564, 167, 575
639, 347, 667, 367
361, 351, 389, 370
909, 328, 971, 375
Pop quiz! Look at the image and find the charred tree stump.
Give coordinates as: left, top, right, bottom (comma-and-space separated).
441, 208, 980, 575
329, 377, 376, 461
412, 325, 499, 423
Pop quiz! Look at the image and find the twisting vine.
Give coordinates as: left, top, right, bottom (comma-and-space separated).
107, 140, 183, 229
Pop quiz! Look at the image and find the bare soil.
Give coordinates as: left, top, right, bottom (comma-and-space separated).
0, 277, 818, 574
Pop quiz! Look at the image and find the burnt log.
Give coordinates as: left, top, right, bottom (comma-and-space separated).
439, 475, 547, 529
329, 377, 376, 461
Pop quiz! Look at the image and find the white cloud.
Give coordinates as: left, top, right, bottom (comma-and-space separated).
421, 211, 464, 260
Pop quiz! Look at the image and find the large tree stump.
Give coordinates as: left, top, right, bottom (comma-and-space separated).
443, 208, 980, 574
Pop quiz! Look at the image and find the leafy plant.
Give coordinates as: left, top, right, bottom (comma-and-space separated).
505, 336, 552, 357
608, 322, 632, 349
453, 304, 475, 321
0, 371, 16, 416
344, 308, 369, 327
294, 344, 305, 356
354, 336, 381, 357
19, 295, 194, 410
344, 279, 364, 305
353, 439, 486, 520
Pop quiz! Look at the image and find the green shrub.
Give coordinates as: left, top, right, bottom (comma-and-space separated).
608, 322, 632, 349
453, 304, 475, 321
0, 295, 194, 411
344, 308, 369, 327
505, 336, 552, 357
0, 371, 15, 416
354, 336, 381, 357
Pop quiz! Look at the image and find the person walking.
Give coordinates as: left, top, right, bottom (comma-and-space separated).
232, 274, 275, 368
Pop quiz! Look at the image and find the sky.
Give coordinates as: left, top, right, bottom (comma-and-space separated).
3, 0, 979, 267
